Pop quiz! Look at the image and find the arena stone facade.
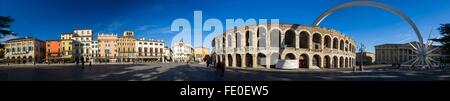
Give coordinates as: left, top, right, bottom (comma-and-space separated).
212, 24, 356, 69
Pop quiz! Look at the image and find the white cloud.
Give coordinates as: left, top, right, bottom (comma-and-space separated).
0, 35, 16, 44
100, 20, 129, 33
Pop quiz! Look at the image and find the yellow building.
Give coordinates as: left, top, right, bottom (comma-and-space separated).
60, 39, 78, 62
194, 46, 210, 62
117, 30, 136, 62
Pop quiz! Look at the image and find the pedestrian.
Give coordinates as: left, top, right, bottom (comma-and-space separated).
215, 60, 225, 80
89, 61, 92, 67
219, 61, 225, 79
81, 60, 85, 70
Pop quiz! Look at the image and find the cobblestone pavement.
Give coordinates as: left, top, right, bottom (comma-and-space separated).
1, 63, 450, 81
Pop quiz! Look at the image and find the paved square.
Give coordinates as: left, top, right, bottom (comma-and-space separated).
1, 63, 450, 81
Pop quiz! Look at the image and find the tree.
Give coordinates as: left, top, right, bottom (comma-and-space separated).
432, 23, 450, 54
0, 16, 16, 39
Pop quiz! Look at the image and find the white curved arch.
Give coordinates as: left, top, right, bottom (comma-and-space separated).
312, 0, 423, 46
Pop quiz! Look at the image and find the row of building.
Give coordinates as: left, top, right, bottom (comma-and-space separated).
3, 29, 171, 64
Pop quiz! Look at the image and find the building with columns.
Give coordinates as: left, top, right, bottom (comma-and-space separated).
374, 41, 445, 64
73, 29, 93, 62
4, 37, 45, 64
163, 47, 172, 62
355, 52, 376, 65
172, 39, 193, 62
135, 38, 165, 62
117, 31, 136, 62
212, 24, 356, 69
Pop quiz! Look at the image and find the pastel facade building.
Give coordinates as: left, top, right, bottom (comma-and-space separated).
135, 38, 165, 62
172, 40, 193, 62
4, 37, 45, 64
117, 31, 136, 62
98, 33, 118, 62
45, 40, 62, 63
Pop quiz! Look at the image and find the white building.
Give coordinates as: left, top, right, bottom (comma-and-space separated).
171, 40, 193, 62
90, 40, 99, 63
163, 47, 172, 62
135, 38, 165, 62
60, 29, 94, 62
73, 29, 93, 62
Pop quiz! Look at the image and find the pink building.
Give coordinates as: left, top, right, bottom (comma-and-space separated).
97, 33, 118, 62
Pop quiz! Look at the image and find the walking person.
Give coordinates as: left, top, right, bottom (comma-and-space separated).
215, 60, 225, 80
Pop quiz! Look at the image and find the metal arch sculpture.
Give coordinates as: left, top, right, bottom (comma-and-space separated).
312, 0, 437, 69
312, 0, 423, 44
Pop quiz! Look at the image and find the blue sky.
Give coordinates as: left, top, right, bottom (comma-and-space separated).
1, 0, 450, 52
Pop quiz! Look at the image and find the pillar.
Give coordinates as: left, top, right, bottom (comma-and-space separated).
265, 54, 271, 69
252, 54, 257, 68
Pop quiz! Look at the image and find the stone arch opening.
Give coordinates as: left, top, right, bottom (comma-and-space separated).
236, 54, 242, 67
285, 53, 296, 60
333, 56, 338, 68
270, 53, 279, 68
284, 30, 296, 48
227, 34, 233, 47
22, 56, 27, 64
345, 57, 349, 68
228, 54, 233, 67
324, 35, 331, 49
340, 39, 344, 50
299, 54, 309, 68
339, 56, 344, 68
333, 37, 338, 49
245, 53, 253, 67
324, 55, 331, 68
245, 31, 253, 47
345, 40, 349, 52
236, 32, 242, 47
270, 29, 281, 47
257, 53, 267, 67
312, 33, 322, 49
257, 27, 267, 48
28, 56, 33, 63
299, 31, 309, 49
312, 54, 321, 68
212, 38, 216, 47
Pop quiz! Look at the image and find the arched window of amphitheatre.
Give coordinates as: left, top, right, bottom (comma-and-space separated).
324, 35, 331, 49
349, 43, 352, 52
333, 37, 338, 49
299, 54, 309, 68
270, 29, 280, 47
257, 27, 267, 48
222, 36, 226, 49
312, 33, 322, 49
345, 40, 349, 52
333, 56, 338, 68
257, 53, 266, 67
284, 30, 296, 48
227, 34, 232, 47
245, 31, 253, 47
324, 55, 331, 68
339, 39, 344, 51
236, 32, 241, 47
299, 31, 309, 49
312, 54, 321, 68
211, 38, 215, 47
236, 54, 242, 67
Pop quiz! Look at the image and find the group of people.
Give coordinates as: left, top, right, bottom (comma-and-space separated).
204, 55, 225, 80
